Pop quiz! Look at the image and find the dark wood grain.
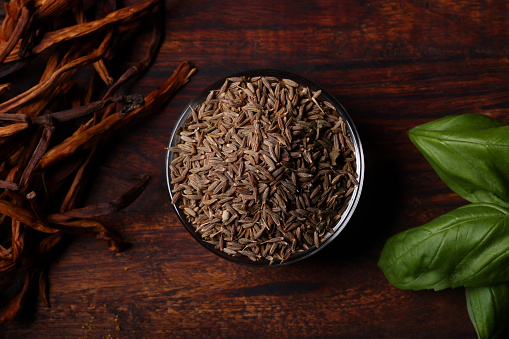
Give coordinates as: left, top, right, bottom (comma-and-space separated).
4, 0, 509, 337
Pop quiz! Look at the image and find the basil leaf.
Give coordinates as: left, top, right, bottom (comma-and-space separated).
378, 203, 509, 291
466, 283, 509, 339
408, 114, 509, 207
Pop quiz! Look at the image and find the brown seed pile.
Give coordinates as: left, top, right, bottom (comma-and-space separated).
169, 75, 358, 263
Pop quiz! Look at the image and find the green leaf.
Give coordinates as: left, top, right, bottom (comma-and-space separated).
408, 114, 509, 207
466, 283, 509, 339
378, 203, 509, 291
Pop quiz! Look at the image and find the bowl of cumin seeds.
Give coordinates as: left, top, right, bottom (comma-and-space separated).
166, 70, 364, 265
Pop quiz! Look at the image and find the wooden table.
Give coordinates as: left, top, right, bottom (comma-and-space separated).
4, 0, 509, 337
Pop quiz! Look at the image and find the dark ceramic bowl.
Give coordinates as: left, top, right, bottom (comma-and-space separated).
166, 69, 365, 266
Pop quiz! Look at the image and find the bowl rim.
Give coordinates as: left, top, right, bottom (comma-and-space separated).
165, 69, 365, 266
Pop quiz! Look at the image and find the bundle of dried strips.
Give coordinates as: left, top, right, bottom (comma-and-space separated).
0, 0, 195, 324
